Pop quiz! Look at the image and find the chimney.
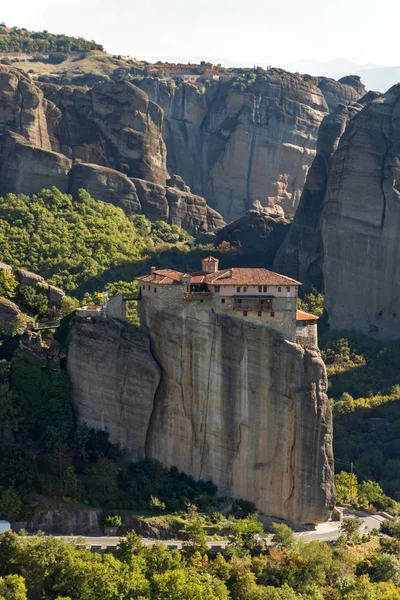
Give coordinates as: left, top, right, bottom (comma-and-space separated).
202, 256, 219, 273
150, 266, 156, 274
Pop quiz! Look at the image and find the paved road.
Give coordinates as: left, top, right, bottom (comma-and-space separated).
54, 509, 393, 551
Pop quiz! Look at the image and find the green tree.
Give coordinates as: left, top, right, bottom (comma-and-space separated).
0, 271, 18, 300
61, 467, 78, 499
89, 456, 118, 496
335, 471, 358, 505
0, 574, 27, 600
229, 514, 264, 554
271, 523, 296, 550
0, 489, 22, 522
340, 517, 363, 544
181, 519, 207, 557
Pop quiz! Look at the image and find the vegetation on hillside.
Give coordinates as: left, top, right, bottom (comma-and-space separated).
0, 24, 103, 54
2, 518, 400, 599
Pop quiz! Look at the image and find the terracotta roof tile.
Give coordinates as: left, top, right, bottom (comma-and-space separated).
296, 310, 319, 321
205, 268, 301, 286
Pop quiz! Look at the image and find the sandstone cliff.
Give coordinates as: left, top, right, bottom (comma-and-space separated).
68, 309, 334, 524
139, 70, 364, 222
274, 91, 380, 290
322, 84, 400, 338
0, 66, 224, 235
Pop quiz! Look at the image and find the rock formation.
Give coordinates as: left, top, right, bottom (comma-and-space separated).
215, 202, 291, 269
67, 317, 161, 462
68, 307, 335, 524
0, 66, 224, 235
274, 91, 380, 290
139, 70, 365, 221
322, 84, 400, 338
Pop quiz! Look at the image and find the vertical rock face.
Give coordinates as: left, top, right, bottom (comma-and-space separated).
322, 85, 400, 338
0, 66, 56, 151
139, 71, 364, 222
68, 306, 335, 523
67, 318, 160, 462
41, 80, 169, 185
0, 67, 225, 234
274, 91, 380, 290
140, 299, 334, 524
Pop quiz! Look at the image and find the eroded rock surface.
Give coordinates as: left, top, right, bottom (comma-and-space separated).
0, 66, 224, 234
68, 308, 335, 524
67, 317, 160, 462
274, 91, 380, 290
139, 70, 365, 221
322, 84, 400, 338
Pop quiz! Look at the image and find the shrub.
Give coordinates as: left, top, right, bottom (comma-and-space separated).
104, 514, 122, 527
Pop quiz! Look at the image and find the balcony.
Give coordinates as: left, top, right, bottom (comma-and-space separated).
233, 296, 273, 311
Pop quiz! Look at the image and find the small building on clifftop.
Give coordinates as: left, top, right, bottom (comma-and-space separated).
137, 256, 319, 347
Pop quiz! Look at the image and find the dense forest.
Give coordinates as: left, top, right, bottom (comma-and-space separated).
0, 24, 103, 53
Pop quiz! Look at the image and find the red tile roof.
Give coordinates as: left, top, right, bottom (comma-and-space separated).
205, 268, 301, 286
137, 267, 301, 287
137, 269, 184, 285
296, 310, 319, 321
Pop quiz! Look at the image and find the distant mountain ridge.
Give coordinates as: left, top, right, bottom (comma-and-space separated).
282, 57, 400, 92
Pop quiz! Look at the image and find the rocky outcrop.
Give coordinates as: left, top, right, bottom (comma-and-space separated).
216, 203, 291, 269
0, 66, 224, 235
41, 79, 169, 185
131, 177, 225, 234
67, 317, 161, 462
68, 309, 335, 524
69, 163, 142, 214
0, 131, 72, 196
139, 70, 365, 221
322, 84, 400, 338
0, 66, 56, 150
0, 296, 20, 333
274, 91, 380, 290
28, 507, 102, 535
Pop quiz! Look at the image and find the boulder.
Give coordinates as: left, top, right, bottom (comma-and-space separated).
0, 296, 20, 333
15, 268, 46, 287
47, 284, 65, 307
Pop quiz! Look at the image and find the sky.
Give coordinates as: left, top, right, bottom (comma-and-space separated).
2, 0, 400, 69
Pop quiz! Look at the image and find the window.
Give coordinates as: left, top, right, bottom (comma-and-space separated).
148, 285, 150, 290
154, 287, 157, 293
243, 311, 248, 317
278, 287, 281, 292
200, 299, 203, 303
258, 311, 262, 317
286, 286, 290, 292
237, 287, 241, 293
243, 287, 247, 292
271, 311, 275, 317
258, 286, 262, 293
221, 298, 225, 304
214, 286, 220, 293
263, 286, 267, 292
237, 299, 242, 304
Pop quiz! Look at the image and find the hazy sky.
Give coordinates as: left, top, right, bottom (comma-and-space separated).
2, 0, 400, 68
